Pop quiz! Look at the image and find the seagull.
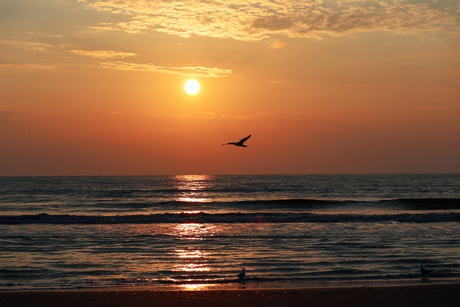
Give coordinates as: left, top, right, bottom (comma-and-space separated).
223, 135, 251, 147
238, 268, 246, 279
420, 264, 433, 277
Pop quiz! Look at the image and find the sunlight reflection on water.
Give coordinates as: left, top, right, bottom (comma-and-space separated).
173, 223, 212, 286
173, 175, 214, 203
180, 283, 216, 291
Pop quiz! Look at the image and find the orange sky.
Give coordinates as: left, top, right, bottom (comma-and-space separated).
1, 0, 459, 175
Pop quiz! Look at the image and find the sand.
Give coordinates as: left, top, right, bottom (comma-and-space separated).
1, 284, 459, 307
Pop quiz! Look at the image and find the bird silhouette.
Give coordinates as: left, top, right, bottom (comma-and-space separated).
420, 264, 433, 277
223, 135, 251, 147
238, 268, 246, 279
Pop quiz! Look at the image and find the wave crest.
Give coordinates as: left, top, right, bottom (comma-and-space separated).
1, 211, 459, 225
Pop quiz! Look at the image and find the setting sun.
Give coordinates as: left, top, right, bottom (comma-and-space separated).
184, 80, 200, 95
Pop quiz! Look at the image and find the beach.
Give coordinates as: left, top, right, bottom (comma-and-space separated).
1, 284, 460, 307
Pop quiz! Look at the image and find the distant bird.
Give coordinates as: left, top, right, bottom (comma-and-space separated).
223, 135, 251, 147
238, 268, 246, 279
420, 264, 433, 277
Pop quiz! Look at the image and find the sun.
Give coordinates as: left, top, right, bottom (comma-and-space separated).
184, 80, 200, 95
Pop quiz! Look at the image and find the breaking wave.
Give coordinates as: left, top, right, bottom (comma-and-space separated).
2, 211, 459, 225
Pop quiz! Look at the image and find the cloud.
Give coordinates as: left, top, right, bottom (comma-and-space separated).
255, 112, 314, 119
101, 61, 232, 77
199, 112, 251, 121
79, 0, 457, 40
0, 38, 58, 73
69, 49, 231, 77
0, 39, 53, 51
70, 49, 136, 59
252, 6, 455, 37
0, 64, 57, 71
270, 40, 287, 49
196, 112, 314, 121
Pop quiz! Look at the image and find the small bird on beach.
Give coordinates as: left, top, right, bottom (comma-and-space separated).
223, 135, 251, 147
238, 268, 246, 279
420, 264, 433, 277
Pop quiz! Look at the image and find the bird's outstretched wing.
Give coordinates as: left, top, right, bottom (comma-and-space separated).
238, 135, 251, 145
223, 134, 251, 146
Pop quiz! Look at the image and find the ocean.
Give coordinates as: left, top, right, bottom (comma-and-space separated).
1, 174, 459, 290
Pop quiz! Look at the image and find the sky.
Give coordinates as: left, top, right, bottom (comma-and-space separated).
0, 0, 459, 176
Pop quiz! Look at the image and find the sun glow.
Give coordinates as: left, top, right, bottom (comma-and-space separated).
184, 80, 200, 95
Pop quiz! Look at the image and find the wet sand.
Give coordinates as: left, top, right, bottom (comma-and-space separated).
1, 284, 459, 307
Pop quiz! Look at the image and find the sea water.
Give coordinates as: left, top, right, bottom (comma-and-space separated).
1, 174, 459, 290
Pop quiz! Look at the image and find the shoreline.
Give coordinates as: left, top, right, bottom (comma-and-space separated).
3, 276, 459, 292
1, 283, 459, 307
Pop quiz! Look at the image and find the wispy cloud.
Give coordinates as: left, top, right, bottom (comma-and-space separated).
80, 0, 457, 40
101, 61, 232, 77
270, 40, 287, 49
256, 112, 314, 119
0, 39, 53, 51
194, 112, 314, 121
68, 49, 231, 77
199, 112, 251, 121
70, 49, 136, 59
0, 64, 57, 71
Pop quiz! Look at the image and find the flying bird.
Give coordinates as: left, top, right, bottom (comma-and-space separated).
420, 264, 433, 277
238, 268, 246, 279
223, 135, 251, 147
